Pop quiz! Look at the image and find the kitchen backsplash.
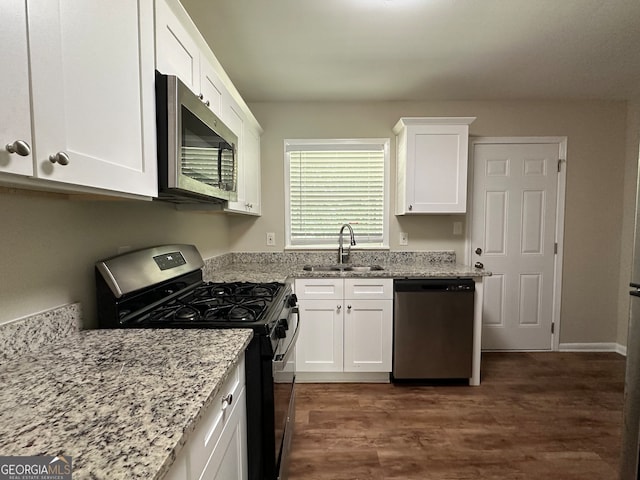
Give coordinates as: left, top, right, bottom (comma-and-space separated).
0, 303, 81, 361
229, 250, 454, 265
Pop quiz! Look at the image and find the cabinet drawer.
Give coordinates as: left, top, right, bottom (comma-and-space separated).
295, 278, 343, 300
345, 278, 393, 300
188, 354, 245, 477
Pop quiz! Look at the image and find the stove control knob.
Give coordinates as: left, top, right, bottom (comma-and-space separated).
287, 294, 298, 307
275, 325, 287, 339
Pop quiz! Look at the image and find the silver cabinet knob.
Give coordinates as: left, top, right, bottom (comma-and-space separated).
408, 204, 413, 211
198, 93, 204, 100
347, 305, 352, 311
475, 262, 484, 269
49, 151, 70, 166
337, 305, 342, 312
221, 393, 233, 411
475, 247, 482, 255
6, 140, 31, 156
205, 100, 210, 107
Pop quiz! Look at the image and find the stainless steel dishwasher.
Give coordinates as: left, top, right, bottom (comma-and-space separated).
393, 278, 475, 381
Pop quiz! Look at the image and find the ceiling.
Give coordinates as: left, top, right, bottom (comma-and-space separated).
180, 0, 640, 103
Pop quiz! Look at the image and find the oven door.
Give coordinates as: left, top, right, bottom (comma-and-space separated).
272, 307, 299, 480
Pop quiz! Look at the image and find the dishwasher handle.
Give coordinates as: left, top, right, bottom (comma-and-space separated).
394, 278, 475, 293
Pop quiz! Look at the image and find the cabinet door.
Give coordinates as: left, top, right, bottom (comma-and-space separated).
199, 387, 248, 480
344, 300, 393, 372
27, 0, 157, 196
395, 118, 474, 214
155, 0, 201, 94
225, 123, 261, 215
1, 0, 33, 177
243, 126, 261, 215
189, 355, 244, 477
295, 299, 343, 372
200, 56, 225, 117
407, 124, 468, 213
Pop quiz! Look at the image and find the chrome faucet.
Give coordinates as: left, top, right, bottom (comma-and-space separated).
338, 224, 356, 264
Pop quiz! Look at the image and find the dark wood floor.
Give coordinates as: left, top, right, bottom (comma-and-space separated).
289, 352, 626, 480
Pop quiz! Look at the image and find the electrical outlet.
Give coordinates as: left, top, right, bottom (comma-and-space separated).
266, 232, 276, 246
453, 222, 463, 235
399, 232, 409, 246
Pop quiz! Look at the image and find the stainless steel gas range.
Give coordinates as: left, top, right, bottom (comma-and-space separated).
95, 244, 299, 480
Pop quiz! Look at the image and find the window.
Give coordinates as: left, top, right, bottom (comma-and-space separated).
285, 139, 389, 248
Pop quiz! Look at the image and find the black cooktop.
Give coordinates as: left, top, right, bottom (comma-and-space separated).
136, 281, 284, 327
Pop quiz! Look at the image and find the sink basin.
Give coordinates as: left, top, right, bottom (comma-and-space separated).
302, 264, 384, 272
302, 264, 346, 272
342, 265, 384, 272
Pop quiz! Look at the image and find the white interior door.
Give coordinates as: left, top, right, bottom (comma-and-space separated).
471, 139, 565, 350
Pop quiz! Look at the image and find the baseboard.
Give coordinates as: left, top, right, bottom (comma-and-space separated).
558, 342, 626, 355
296, 372, 390, 383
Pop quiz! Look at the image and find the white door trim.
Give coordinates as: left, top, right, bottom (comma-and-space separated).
466, 136, 567, 351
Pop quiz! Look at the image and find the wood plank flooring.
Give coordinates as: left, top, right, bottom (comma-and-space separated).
289, 352, 626, 480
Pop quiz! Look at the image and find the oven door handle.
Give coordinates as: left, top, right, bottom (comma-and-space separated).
273, 310, 300, 370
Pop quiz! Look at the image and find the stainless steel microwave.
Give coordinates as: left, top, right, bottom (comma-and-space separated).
155, 71, 237, 204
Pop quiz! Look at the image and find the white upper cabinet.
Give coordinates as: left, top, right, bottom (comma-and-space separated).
200, 57, 225, 117
155, 0, 226, 116
394, 117, 475, 214
1, 0, 33, 177
156, 0, 262, 215
4, 0, 158, 197
155, 0, 200, 92
238, 125, 262, 215
224, 102, 262, 216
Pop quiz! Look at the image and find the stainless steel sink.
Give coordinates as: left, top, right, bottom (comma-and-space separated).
342, 265, 384, 272
302, 264, 384, 272
302, 265, 345, 272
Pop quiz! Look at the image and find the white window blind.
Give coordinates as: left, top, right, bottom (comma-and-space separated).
286, 140, 387, 246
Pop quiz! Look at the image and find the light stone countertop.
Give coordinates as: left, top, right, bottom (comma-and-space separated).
204, 251, 490, 284
0, 327, 252, 480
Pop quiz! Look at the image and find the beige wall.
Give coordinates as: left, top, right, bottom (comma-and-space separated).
617, 102, 640, 346
232, 99, 629, 345
1, 99, 634, 346
0, 190, 231, 328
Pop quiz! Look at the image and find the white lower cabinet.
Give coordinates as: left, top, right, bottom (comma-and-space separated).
295, 278, 393, 377
163, 354, 247, 480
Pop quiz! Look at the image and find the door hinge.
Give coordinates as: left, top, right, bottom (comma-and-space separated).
551, 323, 555, 334
558, 159, 564, 172
554, 242, 558, 254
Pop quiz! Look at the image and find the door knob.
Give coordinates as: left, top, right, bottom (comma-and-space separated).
6, 140, 31, 156
475, 262, 484, 269
49, 152, 70, 166
475, 247, 482, 255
